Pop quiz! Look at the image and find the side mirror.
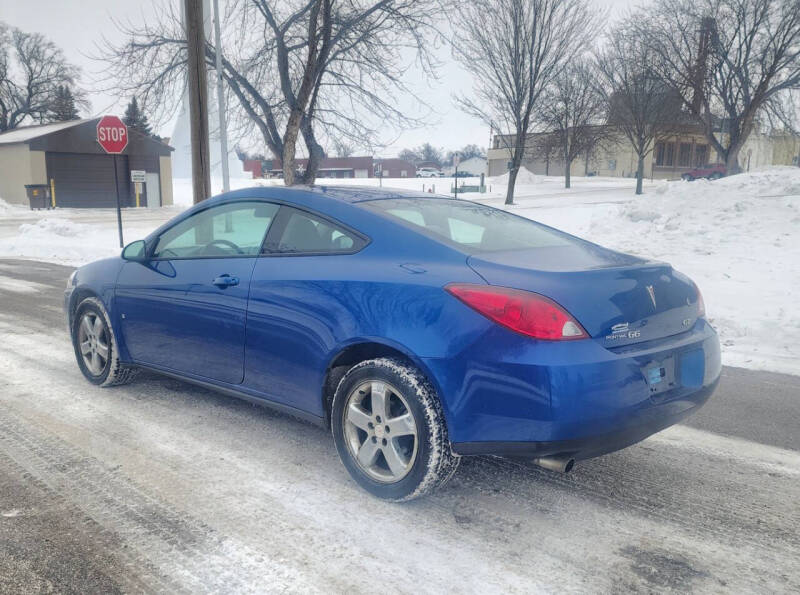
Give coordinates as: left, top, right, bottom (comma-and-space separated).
122, 239, 148, 262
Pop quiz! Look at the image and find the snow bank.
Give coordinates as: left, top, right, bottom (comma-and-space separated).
489, 167, 542, 186
0, 208, 180, 266
0, 217, 126, 264
0, 198, 25, 214
18, 218, 93, 237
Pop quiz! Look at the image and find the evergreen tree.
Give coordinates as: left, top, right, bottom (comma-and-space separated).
49, 86, 80, 121
123, 97, 153, 136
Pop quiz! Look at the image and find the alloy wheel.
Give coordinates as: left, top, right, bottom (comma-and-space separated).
77, 311, 110, 376
343, 380, 419, 483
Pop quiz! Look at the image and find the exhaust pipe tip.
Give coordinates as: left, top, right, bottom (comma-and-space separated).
532, 455, 576, 473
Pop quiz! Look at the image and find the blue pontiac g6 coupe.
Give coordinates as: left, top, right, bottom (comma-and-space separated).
65, 186, 721, 500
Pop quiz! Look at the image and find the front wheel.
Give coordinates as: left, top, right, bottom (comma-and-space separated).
71, 297, 138, 387
681, 173, 693, 181
331, 358, 459, 501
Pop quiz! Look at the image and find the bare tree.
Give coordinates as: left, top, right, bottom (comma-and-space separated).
538, 60, 611, 188
452, 0, 601, 204
633, 0, 800, 172
396, 143, 443, 165
417, 142, 444, 166
597, 26, 683, 194
331, 137, 354, 157
445, 143, 485, 165
99, 0, 445, 185
0, 23, 85, 131
397, 148, 421, 163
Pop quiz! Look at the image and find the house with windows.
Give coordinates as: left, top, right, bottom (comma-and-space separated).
375, 158, 416, 178
651, 131, 711, 176
487, 125, 800, 179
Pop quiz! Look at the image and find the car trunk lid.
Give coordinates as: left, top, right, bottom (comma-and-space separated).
467, 244, 701, 347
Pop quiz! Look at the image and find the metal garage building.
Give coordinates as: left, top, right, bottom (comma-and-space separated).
0, 118, 173, 208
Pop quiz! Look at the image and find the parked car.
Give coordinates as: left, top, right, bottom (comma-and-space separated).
416, 167, 443, 178
681, 163, 726, 181
453, 170, 474, 178
65, 187, 720, 501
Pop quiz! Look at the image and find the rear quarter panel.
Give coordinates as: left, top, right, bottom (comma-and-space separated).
243, 241, 487, 417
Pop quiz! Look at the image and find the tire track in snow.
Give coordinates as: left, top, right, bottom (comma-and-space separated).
0, 408, 322, 594
3, 324, 798, 593
0, 323, 567, 593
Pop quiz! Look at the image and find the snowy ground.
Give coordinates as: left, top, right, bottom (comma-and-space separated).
1, 167, 798, 375
1, 259, 799, 593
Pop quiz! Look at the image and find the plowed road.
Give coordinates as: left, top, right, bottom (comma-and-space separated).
0, 259, 798, 594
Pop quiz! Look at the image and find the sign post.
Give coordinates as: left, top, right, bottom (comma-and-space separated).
453, 154, 460, 200
96, 116, 129, 248
131, 170, 146, 207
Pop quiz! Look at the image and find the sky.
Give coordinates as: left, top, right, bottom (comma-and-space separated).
0, 0, 636, 157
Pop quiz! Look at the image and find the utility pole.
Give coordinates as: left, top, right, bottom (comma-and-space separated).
184, 0, 211, 204
212, 0, 230, 192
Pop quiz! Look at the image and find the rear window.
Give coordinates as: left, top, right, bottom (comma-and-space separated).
361, 198, 573, 253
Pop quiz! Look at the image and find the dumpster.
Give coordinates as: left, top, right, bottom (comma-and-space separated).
24, 184, 51, 210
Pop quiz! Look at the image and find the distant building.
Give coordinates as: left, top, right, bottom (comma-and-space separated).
0, 118, 173, 208
268, 156, 373, 178
487, 125, 800, 179
242, 159, 263, 178
376, 158, 416, 178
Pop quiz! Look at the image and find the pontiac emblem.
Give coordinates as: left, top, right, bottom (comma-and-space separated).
646, 285, 657, 309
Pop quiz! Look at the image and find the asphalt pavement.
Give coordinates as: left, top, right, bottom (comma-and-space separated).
0, 258, 798, 593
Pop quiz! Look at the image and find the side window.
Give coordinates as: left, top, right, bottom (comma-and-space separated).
153, 201, 278, 259
268, 208, 364, 254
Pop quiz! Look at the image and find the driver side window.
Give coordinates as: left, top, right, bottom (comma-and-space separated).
153, 201, 279, 259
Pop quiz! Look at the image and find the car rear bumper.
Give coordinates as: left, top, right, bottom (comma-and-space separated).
451, 377, 716, 459
423, 319, 722, 460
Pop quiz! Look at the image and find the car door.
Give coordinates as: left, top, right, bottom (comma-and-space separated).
244, 205, 369, 414
116, 200, 279, 384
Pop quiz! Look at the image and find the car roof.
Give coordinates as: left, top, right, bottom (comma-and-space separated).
207, 184, 448, 205
307, 185, 443, 203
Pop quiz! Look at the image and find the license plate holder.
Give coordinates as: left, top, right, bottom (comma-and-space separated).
642, 356, 677, 396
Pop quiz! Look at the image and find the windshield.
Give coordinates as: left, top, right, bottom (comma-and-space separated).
361, 197, 574, 253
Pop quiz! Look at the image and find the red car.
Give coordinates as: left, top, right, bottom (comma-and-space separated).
681, 163, 726, 181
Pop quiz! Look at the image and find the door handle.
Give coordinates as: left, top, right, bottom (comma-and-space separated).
212, 274, 239, 288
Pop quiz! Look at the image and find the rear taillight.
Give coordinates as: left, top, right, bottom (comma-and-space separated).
445, 283, 588, 340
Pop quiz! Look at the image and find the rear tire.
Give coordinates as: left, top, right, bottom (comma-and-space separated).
71, 297, 138, 387
709, 172, 723, 180
681, 174, 693, 181
331, 357, 459, 501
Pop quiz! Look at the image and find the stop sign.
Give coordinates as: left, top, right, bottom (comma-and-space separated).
96, 115, 128, 154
